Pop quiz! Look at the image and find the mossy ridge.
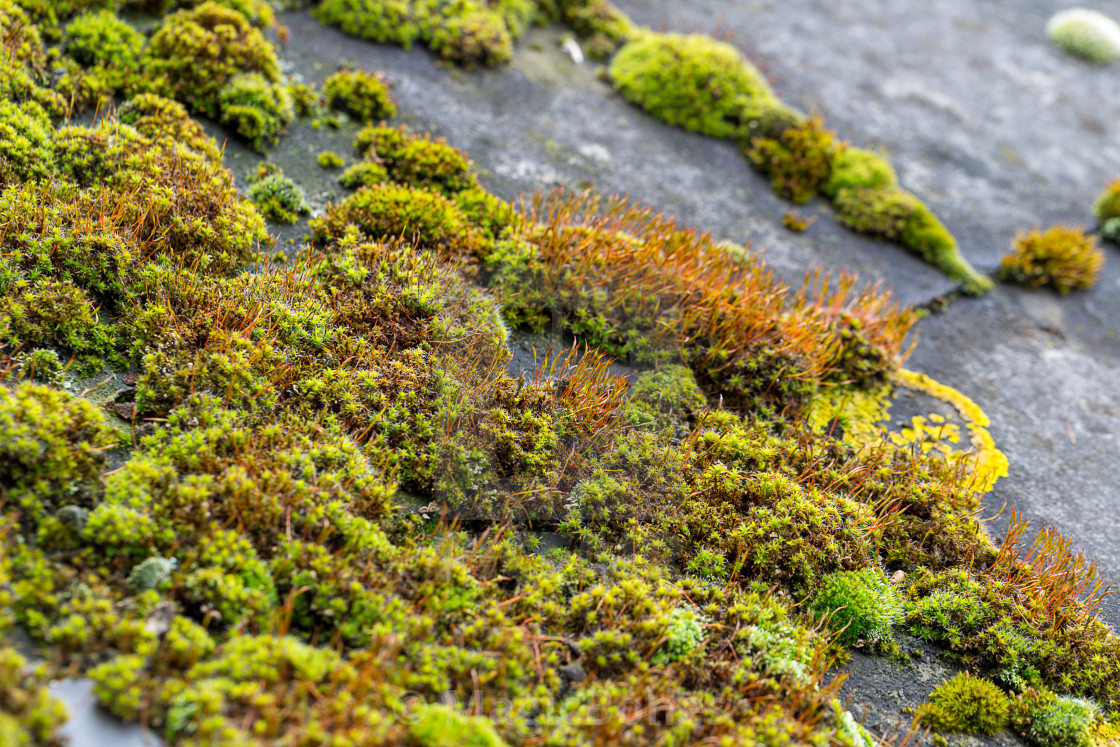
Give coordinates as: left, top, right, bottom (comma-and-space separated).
1, 16, 1118, 743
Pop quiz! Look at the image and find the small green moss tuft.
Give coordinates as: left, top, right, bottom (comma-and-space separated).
609, 32, 779, 139
409, 703, 509, 747
822, 147, 897, 198
318, 150, 345, 169
809, 567, 903, 647
323, 67, 397, 122
917, 673, 1011, 736
354, 123, 477, 195
143, 2, 282, 118
218, 72, 295, 152
1093, 178, 1120, 243
999, 225, 1103, 294
247, 171, 309, 224
0, 99, 55, 184
900, 203, 993, 295
63, 10, 144, 93
1047, 9, 1120, 64
1012, 690, 1099, 747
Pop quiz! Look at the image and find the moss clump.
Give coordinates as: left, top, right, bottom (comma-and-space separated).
0, 646, 68, 747
218, 72, 295, 152
339, 159, 389, 189
746, 115, 845, 204
917, 673, 1010, 735
1047, 8, 1120, 64
409, 704, 509, 747
323, 67, 397, 122
0, 99, 55, 184
317, 150, 344, 169
822, 147, 897, 197
117, 93, 223, 161
247, 171, 309, 224
624, 364, 707, 432
354, 124, 477, 195
1093, 178, 1120, 244
809, 567, 903, 647
999, 225, 1103, 294
62, 10, 144, 92
311, 183, 485, 258
143, 2, 282, 118
609, 32, 781, 139
1012, 690, 1100, 747
834, 184, 991, 295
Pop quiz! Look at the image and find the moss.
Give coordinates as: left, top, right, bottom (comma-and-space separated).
117, 93, 224, 162
409, 704, 509, 746
822, 147, 897, 198
900, 203, 993, 295
314, 0, 422, 50
0, 99, 55, 184
623, 364, 707, 432
218, 72, 295, 152
1047, 9, 1120, 64
999, 225, 1103, 294
609, 32, 779, 139
247, 171, 309, 224
318, 150, 345, 169
143, 2, 282, 118
63, 10, 144, 92
355, 123, 478, 195
1012, 690, 1099, 747
1093, 178, 1120, 244
833, 185, 918, 240
311, 182, 486, 258
917, 673, 1010, 735
323, 67, 397, 122
746, 115, 844, 204
0, 646, 68, 747
339, 159, 389, 188
809, 567, 903, 647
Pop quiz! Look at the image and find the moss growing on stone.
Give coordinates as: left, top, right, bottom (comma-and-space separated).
1012, 689, 1100, 747
822, 147, 897, 198
809, 567, 903, 647
323, 67, 397, 122
1047, 8, 1120, 64
143, 2, 283, 118
218, 72, 295, 152
917, 673, 1011, 735
999, 225, 1103, 294
609, 32, 780, 139
247, 171, 309, 224
1093, 178, 1120, 244
746, 115, 845, 205
354, 123, 477, 195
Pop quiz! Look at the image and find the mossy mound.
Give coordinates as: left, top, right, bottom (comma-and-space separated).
609, 32, 782, 139
999, 225, 1103, 294
1047, 8, 1120, 64
917, 673, 1011, 736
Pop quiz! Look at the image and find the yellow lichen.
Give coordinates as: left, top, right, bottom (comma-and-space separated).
892, 369, 1008, 493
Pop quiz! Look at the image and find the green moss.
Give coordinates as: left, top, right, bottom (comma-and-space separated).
311, 183, 486, 258
117, 93, 223, 161
1094, 178, 1120, 244
318, 150, 345, 169
410, 704, 509, 746
143, 2, 282, 119
339, 159, 389, 189
822, 147, 897, 198
0, 99, 55, 184
746, 115, 844, 204
1012, 690, 1099, 747
247, 171, 309, 223
0, 646, 68, 746
900, 203, 993, 295
355, 123, 477, 195
609, 32, 778, 139
833, 185, 918, 240
1047, 9, 1120, 64
809, 567, 903, 647
999, 225, 1103, 294
917, 673, 1010, 735
323, 67, 397, 122
218, 72, 295, 152
63, 10, 144, 92
624, 364, 707, 432
314, 0, 422, 49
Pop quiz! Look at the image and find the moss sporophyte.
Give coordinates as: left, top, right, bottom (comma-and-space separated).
0, 1, 1117, 745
